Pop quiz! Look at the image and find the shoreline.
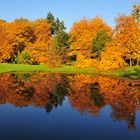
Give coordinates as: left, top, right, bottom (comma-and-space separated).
0, 63, 140, 79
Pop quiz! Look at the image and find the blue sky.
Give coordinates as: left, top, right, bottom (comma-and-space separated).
0, 0, 139, 30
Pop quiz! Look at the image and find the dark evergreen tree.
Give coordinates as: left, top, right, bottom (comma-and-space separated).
46, 12, 66, 35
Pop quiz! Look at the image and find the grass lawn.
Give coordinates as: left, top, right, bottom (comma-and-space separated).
104, 66, 140, 79
1, 63, 140, 79
0, 63, 97, 75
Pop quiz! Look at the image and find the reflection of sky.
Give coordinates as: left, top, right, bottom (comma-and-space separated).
0, 0, 139, 30
0, 100, 140, 140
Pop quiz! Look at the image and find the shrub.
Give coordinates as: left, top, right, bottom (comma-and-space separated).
15, 51, 33, 64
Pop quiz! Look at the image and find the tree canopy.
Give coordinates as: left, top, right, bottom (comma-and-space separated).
0, 4, 140, 71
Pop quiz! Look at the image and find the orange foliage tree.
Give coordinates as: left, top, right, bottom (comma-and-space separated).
0, 20, 14, 62
114, 15, 140, 66
25, 19, 52, 64
6, 18, 35, 55
98, 41, 127, 71
69, 17, 112, 67
98, 15, 140, 71
0, 5, 140, 70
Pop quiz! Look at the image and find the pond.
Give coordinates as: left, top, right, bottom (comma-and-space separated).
0, 72, 140, 140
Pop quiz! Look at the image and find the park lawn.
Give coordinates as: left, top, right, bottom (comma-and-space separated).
1, 63, 140, 79
0, 63, 46, 73
0, 63, 97, 75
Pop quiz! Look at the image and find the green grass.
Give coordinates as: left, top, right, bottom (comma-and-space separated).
0, 63, 46, 73
103, 66, 140, 79
0, 63, 97, 75
1, 63, 140, 79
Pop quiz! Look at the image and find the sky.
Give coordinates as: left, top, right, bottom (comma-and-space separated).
0, 0, 139, 30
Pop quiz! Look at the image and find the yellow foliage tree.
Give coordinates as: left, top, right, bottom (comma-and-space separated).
25, 19, 52, 64
0, 21, 13, 62
6, 18, 35, 54
98, 15, 140, 71
69, 17, 112, 67
114, 15, 140, 66
98, 42, 126, 71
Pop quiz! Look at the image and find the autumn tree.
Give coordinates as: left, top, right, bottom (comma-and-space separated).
98, 42, 126, 71
7, 18, 35, 56
69, 17, 112, 67
0, 13, 68, 64
25, 19, 52, 64
0, 21, 14, 62
34, 19, 51, 43
98, 15, 140, 71
114, 15, 140, 66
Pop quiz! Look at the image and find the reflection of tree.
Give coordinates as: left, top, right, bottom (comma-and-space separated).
45, 81, 68, 113
0, 73, 68, 111
0, 73, 140, 130
68, 75, 103, 116
98, 77, 140, 130
68, 75, 140, 130
90, 83, 105, 107
14, 73, 31, 82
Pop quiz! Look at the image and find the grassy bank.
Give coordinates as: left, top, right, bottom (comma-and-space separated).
1, 63, 140, 79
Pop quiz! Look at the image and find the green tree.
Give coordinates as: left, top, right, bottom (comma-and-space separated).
46, 12, 66, 35
47, 31, 69, 66
92, 30, 112, 58
46, 12, 56, 35
15, 51, 32, 64
131, 4, 140, 23
54, 18, 66, 34
54, 31, 69, 51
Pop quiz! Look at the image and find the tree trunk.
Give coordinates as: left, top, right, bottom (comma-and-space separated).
130, 57, 132, 67
137, 55, 139, 66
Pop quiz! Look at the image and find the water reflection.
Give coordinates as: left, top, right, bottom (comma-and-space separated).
0, 72, 140, 130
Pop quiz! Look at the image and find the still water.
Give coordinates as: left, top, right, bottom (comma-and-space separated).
0, 72, 140, 140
